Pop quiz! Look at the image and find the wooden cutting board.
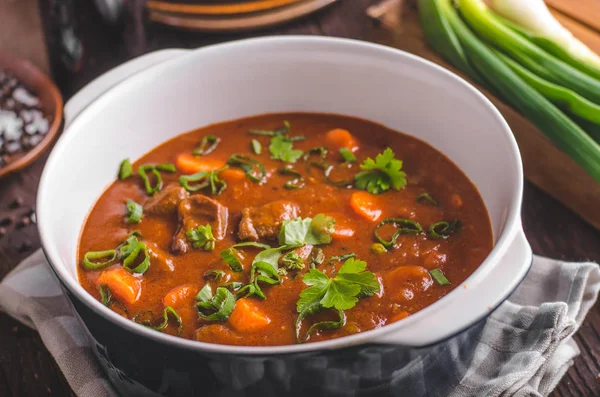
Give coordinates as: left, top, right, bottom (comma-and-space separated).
367, 0, 600, 230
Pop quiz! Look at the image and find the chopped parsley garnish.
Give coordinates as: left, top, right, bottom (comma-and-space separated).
278, 214, 335, 246
135, 306, 182, 335
227, 154, 265, 182
269, 135, 304, 163
186, 224, 216, 251
295, 257, 380, 342
354, 148, 406, 194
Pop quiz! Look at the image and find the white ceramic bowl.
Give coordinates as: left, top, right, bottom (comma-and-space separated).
38, 37, 531, 357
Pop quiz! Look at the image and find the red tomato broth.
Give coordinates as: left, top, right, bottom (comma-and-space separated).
77, 113, 493, 346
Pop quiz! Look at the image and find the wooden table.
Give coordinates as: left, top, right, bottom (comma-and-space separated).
0, 1, 598, 395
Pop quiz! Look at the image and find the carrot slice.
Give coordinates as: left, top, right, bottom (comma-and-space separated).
176, 153, 226, 174
220, 168, 247, 183
324, 212, 356, 239
228, 298, 271, 333
162, 284, 199, 308
325, 128, 359, 152
349, 191, 383, 222
97, 268, 141, 305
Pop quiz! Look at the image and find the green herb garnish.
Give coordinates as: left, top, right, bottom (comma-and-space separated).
179, 166, 227, 194
373, 218, 423, 248
196, 285, 236, 321
281, 251, 305, 270
354, 148, 406, 194
416, 193, 439, 206
304, 147, 328, 161
269, 135, 304, 163
339, 148, 357, 163
138, 163, 176, 195
330, 253, 356, 262
220, 247, 243, 272
119, 235, 151, 274
186, 224, 216, 251
430, 268, 450, 286
371, 243, 387, 254
307, 161, 354, 188
99, 284, 112, 306
204, 269, 226, 282
83, 249, 117, 270
227, 154, 265, 182
295, 257, 380, 342
118, 158, 133, 180
278, 214, 335, 247
136, 306, 183, 335
251, 139, 262, 155
125, 199, 143, 223
280, 166, 305, 189
193, 135, 220, 156
249, 121, 290, 136
428, 220, 462, 239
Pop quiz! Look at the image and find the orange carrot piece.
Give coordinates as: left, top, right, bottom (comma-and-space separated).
220, 168, 247, 183
325, 128, 359, 152
162, 284, 199, 308
324, 212, 356, 239
349, 191, 383, 222
97, 268, 141, 305
176, 153, 226, 174
228, 298, 271, 333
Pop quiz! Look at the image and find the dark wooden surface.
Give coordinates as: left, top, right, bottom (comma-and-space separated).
0, 1, 598, 396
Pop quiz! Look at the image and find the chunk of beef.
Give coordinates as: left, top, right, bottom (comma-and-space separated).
144, 184, 188, 216
172, 195, 229, 254
238, 200, 300, 241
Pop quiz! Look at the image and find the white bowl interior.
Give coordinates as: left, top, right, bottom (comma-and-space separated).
38, 37, 523, 350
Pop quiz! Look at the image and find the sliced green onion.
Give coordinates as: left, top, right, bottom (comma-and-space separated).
231, 242, 272, 250
125, 199, 143, 223
416, 193, 439, 206
330, 253, 356, 262
236, 261, 282, 300
138, 164, 175, 195
308, 161, 353, 187
204, 269, 226, 282
121, 241, 150, 274
220, 247, 243, 272
118, 159, 133, 180
251, 139, 262, 155
220, 281, 243, 292
227, 154, 266, 183
193, 135, 220, 156
371, 243, 387, 254
304, 147, 328, 161
155, 163, 176, 173
280, 166, 305, 189
186, 224, 216, 251
83, 249, 117, 270
99, 284, 112, 306
136, 306, 183, 335
249, 120, 291, 136
374, 218, 423, 248
339, 148, 357, 163
295, 302, 346, 343
430, 268, 451, 286
428, 219, 462, 239
179, 167, 227, 194
196, 285, 236, 321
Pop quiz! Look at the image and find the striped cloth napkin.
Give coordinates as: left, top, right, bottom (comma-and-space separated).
0, 249, 598, 397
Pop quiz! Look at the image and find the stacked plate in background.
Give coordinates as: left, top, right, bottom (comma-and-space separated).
146, 0, 339, 32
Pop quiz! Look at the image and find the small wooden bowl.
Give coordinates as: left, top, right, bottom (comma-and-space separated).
0, 51, 63, 178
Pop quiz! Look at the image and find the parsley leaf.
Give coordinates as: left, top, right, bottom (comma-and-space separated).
296, 257, 379, 312
269, 135, 304, 163
186, 224, 216, 251
279, 214, 335, 246
354, 148, 407, 194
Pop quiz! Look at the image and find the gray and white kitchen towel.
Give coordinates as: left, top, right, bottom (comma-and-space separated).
0, 250, 598, 397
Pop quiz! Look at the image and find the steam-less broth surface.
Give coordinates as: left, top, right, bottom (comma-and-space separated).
78, 113, 492, 346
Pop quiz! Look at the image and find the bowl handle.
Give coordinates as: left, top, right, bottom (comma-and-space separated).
371, 228, 533, 346
64, 49, 189, 127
